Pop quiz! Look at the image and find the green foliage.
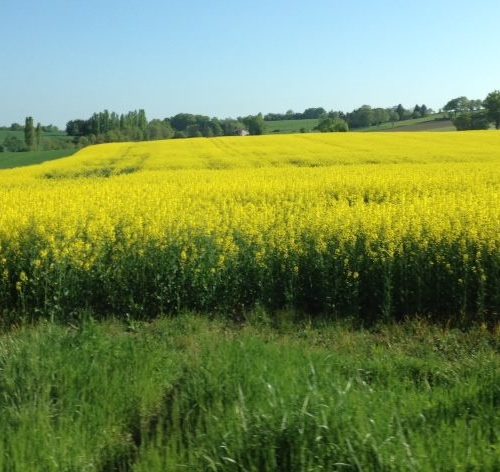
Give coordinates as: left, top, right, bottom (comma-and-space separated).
443, 96, 471, 116
483, 90, 500, 129
266, 108, 326, 121
2, 135, 27, 152
173, 130, 186, 139
453, 112, 490, 131
0, 318, 189, 470
315, 116, 349, 132
35, 122, 42, 149
0, 317, 497, 470
348, 105, 374, 128
243, 113, 265, 135
24, 117, 35, 150
0, 127, 73, 152
147, 119, 173, 140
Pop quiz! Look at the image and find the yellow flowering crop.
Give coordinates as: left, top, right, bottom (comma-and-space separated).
0, 131, 499, 322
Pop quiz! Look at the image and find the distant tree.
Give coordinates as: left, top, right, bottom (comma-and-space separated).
452, 112, 490, 131
35, 123, 42, 149
372, 108, 390, 125
3, 136, 26, 152
471, 112, 491, 130
483, 90, 500, 129
302, 107, 327, 119
452, 114, 472, 131
24, 117, 35, 149
348, 105, 373, 128
203, 127, 214, 138
9, 123, 23, 131
209, 118, 224, 136
186, 124, 201, 137
220, 119, 244, 136
315, 117, 349, 132
171, 113, 197, 131
443, 96, 470, 117
412, 105, 422, 118
420, 104, 428, 116
41, 124, 59, 132
147, 119, 173, 140
66, 119, 86, 136
468, 99, 483, 112
243, 114, 265, 135
137, 109, 148, 131
395, 104, 406, 120
388, 110, 400, 124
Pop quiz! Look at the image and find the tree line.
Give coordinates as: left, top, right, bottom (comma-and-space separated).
65, 103, 435, 145
65, 110, 266, 146
266, 103, 433, 129
2, 90, 499, 152
444, 91, 500, 130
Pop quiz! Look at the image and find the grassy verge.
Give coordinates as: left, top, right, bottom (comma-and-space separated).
263, 119, 320, 134
0, 314, 497, 470
0, 149, 77, 169
356, 114, 448, 132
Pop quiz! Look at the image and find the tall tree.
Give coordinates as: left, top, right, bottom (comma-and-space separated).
395, 104, 407, 121
483, 90, 500, 129
243, 113, 265, 135
24, 117, 35, 150
35, 123, 42, 149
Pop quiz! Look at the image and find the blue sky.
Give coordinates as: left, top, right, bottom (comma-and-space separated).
1, 0, 499, 127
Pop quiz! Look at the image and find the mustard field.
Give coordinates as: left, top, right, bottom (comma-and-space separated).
1, 132, 499, 322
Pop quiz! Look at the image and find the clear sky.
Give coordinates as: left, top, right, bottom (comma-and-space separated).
1, 0, 499, 127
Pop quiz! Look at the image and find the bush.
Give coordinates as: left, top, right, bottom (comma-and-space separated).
2, 136, 27, 152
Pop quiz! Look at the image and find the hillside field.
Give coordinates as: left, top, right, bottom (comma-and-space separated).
0, 149, 78, 169
263, 114, 452, 134
0, 131, 498, 321
356, 114, 450, 132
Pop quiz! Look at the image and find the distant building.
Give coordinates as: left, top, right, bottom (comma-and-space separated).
234, 129, 250, 136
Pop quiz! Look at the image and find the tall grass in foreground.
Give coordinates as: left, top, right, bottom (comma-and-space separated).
0, 315, 498, 471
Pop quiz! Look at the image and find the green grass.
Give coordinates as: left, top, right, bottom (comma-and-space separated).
0, 129, 69, 141
356, 114, 448, 132
0, 129, 25, 141
0, 314, 497, 471
263, 118, 320, 134
0, 149, 78, 169
263, 114, 451, 135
